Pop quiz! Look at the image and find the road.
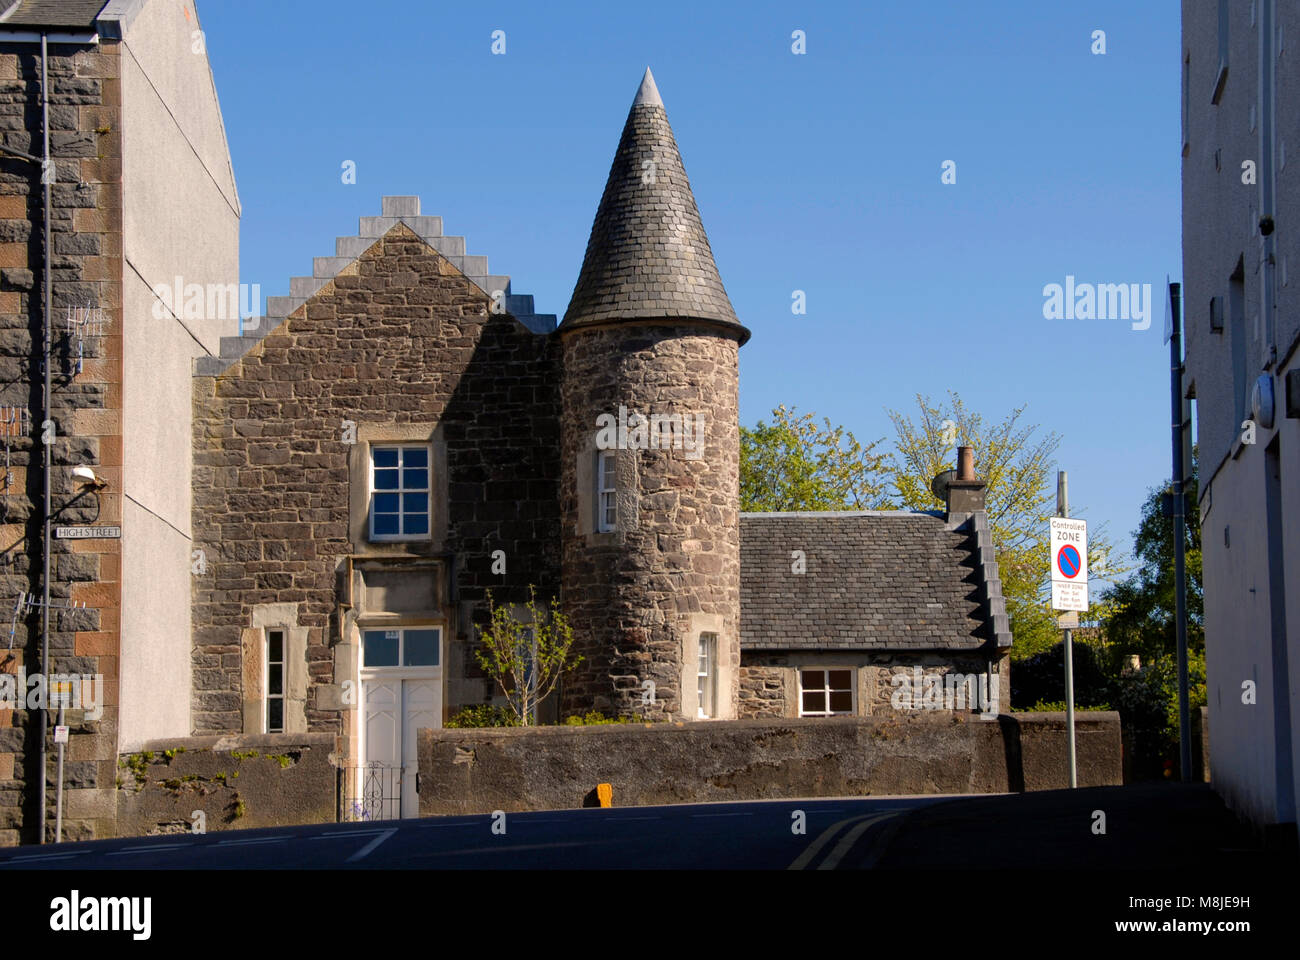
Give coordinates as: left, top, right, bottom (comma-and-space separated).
0, 796, 948, 869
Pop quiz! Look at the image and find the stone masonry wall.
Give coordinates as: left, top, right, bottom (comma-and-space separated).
191, 224, 560, 736
559, 324, 741, 720
419, 712, 1124, 815
0, 41, 124, 845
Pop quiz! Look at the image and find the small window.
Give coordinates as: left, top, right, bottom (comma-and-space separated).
1182, 53, 1191, 155
697, 633, 718, 719
370, 445, 431, 540
1212, 0, 1229, 104
596, 450, 617, 532
799, 668, 854, 717
266, 629, 285, 733
362, 627, 441, 667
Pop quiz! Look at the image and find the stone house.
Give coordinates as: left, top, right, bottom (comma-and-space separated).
0, 0, 238, 844
0, 1, 1014, 840
187, 68, 1013, 819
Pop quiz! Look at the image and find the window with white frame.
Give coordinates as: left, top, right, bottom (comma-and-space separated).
266, 629, 285, 733
370, 445, 431, 540
799, 668, 854, 717
596, 450, 617, 532
361, 627, 441, 667
697, 632, 718, 718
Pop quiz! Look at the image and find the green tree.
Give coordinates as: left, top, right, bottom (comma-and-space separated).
740, 404, 889, 512
739, 393, 1126, 661
473, 586, 581, 725
885, 392, 1126, 660
1099, 452, 1203, 668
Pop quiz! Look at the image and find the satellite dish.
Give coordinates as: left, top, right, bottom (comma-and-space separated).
931, 469, 955, 501
1252, 374, 1275, 429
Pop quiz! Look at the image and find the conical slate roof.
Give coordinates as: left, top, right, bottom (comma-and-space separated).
561, 69, 747, 341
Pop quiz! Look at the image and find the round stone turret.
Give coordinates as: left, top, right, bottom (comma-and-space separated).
559, 69, 748, 721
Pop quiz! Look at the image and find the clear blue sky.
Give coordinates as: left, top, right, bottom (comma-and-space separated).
200, 0, 1181, 573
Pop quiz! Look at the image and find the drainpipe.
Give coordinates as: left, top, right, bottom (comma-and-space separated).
1259, 0, 1277, 365
37, 32, 53, 844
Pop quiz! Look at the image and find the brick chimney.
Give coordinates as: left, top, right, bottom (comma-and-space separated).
945, 445, 987, 517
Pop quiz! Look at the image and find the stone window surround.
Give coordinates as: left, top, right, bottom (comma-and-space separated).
348, 422, 448, 553
595, 449, 617, 532
241, 602, 309, 735
797, 665, 857, 718
680, 613, 734, 720
367, 442, 433, 543
265, 627, 286, 733
573, 431, 638, 544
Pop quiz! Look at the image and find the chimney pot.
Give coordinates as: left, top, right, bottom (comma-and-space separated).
957, 446, 975, 481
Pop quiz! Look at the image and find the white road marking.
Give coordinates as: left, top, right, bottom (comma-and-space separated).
107, 844, 192, 856
308, 830, 385, 840
346, 827, 397, 862
2, 852, 84, 863
216, 836, 291, 846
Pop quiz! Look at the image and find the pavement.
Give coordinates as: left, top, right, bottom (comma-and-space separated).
866, 781, 1293, 870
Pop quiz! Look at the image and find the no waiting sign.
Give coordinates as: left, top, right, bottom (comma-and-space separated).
1049, 517, 1088, 611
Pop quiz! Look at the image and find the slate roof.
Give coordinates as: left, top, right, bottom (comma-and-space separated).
561, 68, 748, 342
740, 511, 997, 651
0, 0, 107, 28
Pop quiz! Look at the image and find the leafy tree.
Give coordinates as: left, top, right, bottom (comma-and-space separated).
1098, 452, 1203, 668
740, 404, 889, 512
885, 391, 1126, 660
739, 393, 1127, 662
473, 586, 580, 725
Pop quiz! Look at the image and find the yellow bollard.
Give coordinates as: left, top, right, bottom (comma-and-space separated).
596, 783, 612, 807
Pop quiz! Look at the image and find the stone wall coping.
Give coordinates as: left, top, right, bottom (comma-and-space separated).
425, 711, 1121, 740
742, 510, 943, 520
132, 733, 336, 753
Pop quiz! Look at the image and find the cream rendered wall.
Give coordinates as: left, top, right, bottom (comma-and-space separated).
118, 0, 240, 749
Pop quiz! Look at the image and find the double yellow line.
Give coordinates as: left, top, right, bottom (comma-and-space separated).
787, 812, 900, 870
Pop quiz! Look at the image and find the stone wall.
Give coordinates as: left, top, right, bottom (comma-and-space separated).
559, 324, 741, 720
418, 712, 1123, 815
191, 224, 560, 739
0, 40, 124, 845
114, 734, 336, 838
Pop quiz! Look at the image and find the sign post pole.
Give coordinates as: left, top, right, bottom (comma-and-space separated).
1051, 472, 1088, 789
1059, 472, 1077, 788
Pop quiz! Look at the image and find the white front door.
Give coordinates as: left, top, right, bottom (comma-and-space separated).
359, 626, 442, 819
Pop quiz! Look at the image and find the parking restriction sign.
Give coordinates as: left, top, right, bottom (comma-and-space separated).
1049, 517, 1089, 611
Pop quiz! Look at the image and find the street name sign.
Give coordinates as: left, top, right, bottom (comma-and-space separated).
54, 526, 120, 539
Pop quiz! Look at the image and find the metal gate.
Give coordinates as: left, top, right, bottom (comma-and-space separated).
341, 762, 401, 822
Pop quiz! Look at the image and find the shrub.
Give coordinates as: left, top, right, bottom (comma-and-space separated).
1022, 699, 1111, 712
445, 704, 520, 728
561, 710, 635, 726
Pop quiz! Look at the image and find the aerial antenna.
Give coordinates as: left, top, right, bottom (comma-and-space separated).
0, 405, 28, 533
8, 591, 85, 650
64, 302, 105, 376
